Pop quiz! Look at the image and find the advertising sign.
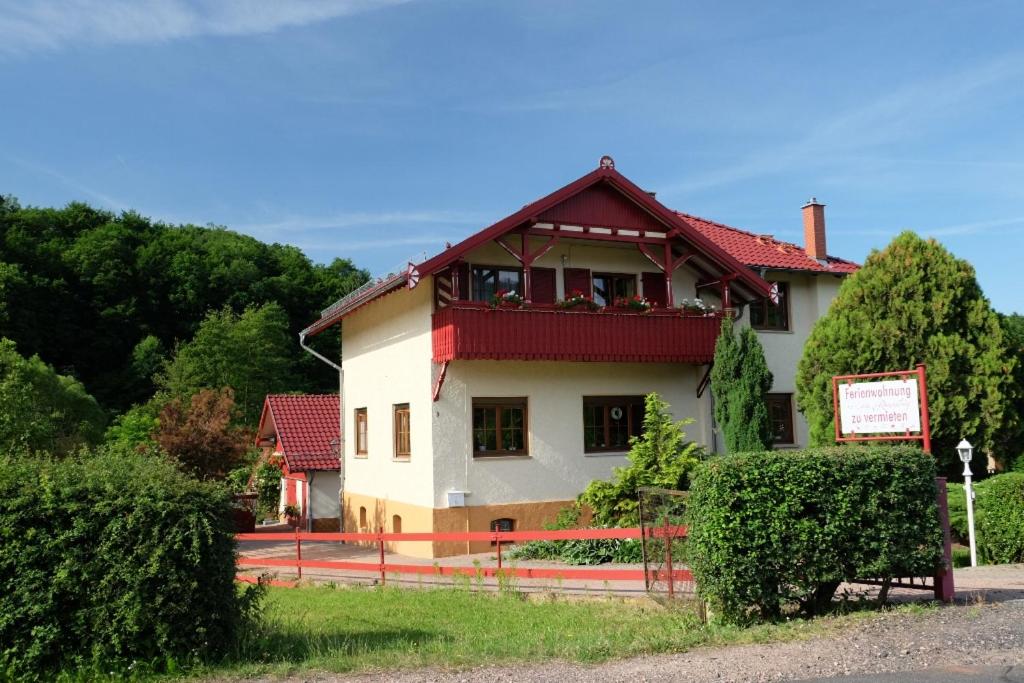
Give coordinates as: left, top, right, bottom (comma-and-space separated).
837, 379, 921, 434
831, 364, 932, 453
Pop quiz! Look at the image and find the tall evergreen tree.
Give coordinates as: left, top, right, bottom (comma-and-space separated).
711, 320, 774, 452
796, 232, 1015, 475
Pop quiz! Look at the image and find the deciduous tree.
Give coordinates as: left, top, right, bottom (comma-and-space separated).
158, 303, 295, 423
155, 388, 248, 480
0, 338, 106, 454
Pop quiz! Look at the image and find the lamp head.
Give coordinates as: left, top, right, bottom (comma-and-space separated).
956, 439, 973, 464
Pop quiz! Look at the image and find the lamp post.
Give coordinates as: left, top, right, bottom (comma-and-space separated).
957, 439, 977, 568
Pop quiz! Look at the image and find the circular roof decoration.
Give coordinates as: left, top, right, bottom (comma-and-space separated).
406, 263, 420, 289
599, 155, 615, 169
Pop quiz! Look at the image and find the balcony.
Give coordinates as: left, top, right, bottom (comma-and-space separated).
432, 303, 723, 364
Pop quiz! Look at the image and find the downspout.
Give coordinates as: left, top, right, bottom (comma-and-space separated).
307, 471, 315, 533
299, 330, 345, 532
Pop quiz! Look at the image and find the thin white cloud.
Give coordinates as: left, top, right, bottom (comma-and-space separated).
238, 209, 488, 236
6, 155, 129, 210
846, 216, 1024, 238
0, 0, 409, 56
661, 54, 1024, 195
291, 234, 453, 252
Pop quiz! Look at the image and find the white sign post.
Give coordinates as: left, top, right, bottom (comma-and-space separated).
837, 379, 921, 435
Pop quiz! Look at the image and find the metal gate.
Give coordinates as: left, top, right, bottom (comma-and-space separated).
638, 486, 693, 598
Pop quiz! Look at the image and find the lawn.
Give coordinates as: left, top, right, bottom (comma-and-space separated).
205, 583, 902, 679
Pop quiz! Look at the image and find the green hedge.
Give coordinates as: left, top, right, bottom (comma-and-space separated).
0, 448, 258, 678
976, 473, 1024, 564
688, 446, 942, 624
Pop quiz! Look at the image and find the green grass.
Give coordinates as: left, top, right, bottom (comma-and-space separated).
198, 583, 921, 679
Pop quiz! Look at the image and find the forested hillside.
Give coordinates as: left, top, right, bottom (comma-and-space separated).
0, 195, 368, 415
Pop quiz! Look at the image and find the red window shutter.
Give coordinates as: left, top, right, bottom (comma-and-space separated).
531, 267, 556, 304
641, 272, 667, 307
454, 262, 470, 300
563, 268, 592, 299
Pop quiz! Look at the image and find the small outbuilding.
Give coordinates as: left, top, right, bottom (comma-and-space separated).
255, 394, 341, 531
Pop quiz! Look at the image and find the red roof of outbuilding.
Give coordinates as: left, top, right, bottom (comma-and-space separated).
258, 395, 340, 472
676, 212, 859, 274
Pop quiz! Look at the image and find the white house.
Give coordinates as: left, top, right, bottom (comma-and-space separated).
255, 394, 341, 532
301, 157, 858, 556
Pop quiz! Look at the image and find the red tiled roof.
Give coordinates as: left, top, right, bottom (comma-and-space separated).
263, 394, 340, 472
676, 212, 860, 274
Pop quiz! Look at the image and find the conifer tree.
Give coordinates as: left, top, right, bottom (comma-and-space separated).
796, 231, 1016, 475
711, 320, 774, 452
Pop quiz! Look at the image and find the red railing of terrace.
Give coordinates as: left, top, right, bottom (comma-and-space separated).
431, 304, 723, 364
236, 525, 692, 593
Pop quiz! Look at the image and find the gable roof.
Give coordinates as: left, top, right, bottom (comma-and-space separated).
678, 212, 859, 274
303, 160, 783, 336
257, 394, 340, 472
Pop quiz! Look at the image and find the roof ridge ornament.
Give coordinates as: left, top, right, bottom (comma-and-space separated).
599, 155, 615, 169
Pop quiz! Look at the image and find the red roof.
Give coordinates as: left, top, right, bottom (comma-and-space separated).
677, 212, 859, 274
258, 395, 340, 472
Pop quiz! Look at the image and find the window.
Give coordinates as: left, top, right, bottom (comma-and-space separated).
393, 404, 411, 459
490, 518, 515, 545
472, 398, 528, 456
767, 393, 795, 445
359, 506, 367, 529
592, 273, 636, 307
471, 266, 523, 302
355, 408, 368, 456
392, 514, 402, 533
583, 396, 645, 453
750, 281, 790, 331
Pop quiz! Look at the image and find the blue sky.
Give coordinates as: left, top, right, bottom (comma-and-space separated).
1, 0, 1022, 313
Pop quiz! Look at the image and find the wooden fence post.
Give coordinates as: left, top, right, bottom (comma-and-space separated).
294, 526, 302, 581
934, 477, 955, 602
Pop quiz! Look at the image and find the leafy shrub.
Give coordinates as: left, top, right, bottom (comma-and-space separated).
688, 445, 942, 624
975, 472, 1024, 564
580, 393, 703, 527
0, 448, 260, 678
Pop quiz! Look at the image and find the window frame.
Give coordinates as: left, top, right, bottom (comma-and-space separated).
354, 407, 368, 457
749, 281, 790, 331
471, 397, 529, 457
470, 264, 524, 303
766, 393, 796, 446
582, 395, 646, 453
591, 272, 638, 307
393, 403, 411, 460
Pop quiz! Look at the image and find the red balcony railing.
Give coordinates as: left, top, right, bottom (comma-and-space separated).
432, 304, 723, 363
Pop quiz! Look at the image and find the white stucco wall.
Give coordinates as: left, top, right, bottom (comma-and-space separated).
733, 271, 845, 449
341, 284, 435, 507
431, 360, 709, 507
309, 471, 341, 520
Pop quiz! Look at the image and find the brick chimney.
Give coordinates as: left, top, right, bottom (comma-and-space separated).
802, 198, 826, 261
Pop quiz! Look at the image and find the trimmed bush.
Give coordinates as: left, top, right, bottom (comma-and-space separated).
0, 448, 259, 678
688, 445, 942, 624
975, 472, 1024, 564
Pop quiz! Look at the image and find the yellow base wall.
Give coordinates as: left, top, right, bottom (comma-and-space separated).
342, 492, 576, 558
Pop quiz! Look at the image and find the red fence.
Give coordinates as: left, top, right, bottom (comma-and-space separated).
236, 525, 692, 593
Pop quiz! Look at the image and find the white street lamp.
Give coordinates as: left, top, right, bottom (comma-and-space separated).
957, 439, 977, 568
